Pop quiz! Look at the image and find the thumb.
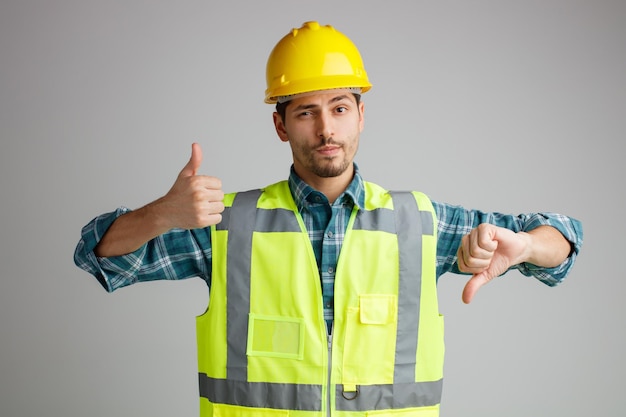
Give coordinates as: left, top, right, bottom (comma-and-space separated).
461, 270, 495, 304
179, 143, 203, 177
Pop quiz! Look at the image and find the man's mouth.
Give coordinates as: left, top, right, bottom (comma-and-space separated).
317, 145, 341, 156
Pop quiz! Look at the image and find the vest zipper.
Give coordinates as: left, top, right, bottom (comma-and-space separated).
327, 327, 333, 417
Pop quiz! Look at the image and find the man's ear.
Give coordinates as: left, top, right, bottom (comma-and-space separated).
273, 112, 289, 142
358, 101, 365, 132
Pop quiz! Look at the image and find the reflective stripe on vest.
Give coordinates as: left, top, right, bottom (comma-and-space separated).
198, 184, 442, 413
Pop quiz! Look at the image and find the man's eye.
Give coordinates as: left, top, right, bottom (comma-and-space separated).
336, 106, 348, 113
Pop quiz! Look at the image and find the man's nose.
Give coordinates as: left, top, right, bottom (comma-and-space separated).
316, 111, 334, 139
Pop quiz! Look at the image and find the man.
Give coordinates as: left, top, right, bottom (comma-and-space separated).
74, 21, 582, 416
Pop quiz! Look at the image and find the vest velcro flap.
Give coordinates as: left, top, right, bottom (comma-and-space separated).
359, 294, 397, 324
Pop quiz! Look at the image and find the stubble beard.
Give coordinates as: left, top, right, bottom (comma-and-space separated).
310, 155, 351, 178
303, 139, 354, 178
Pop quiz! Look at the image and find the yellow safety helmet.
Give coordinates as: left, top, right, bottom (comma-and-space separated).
264, 21, 372, 104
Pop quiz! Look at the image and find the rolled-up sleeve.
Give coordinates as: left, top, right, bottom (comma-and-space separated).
433, 201, 583, 286
73, 208, 212, 292
514, 212, 583, 286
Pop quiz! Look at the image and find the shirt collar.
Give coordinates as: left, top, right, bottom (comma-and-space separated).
288, 164, 365, 210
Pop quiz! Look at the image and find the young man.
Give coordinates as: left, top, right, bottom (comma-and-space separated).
75, 21, 582, 417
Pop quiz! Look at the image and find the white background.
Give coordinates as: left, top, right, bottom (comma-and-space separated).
1, 1, 624, 416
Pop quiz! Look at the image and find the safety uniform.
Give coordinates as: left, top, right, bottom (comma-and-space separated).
196, 180, 444, 417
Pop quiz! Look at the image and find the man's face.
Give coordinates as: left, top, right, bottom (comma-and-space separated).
273, 90, 365, 183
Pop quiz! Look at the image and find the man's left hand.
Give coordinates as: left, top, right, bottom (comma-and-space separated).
457, 224, 530, 304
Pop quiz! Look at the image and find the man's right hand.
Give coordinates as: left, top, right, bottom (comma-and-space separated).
94, 143, 224, 257
155, 143, 225, 230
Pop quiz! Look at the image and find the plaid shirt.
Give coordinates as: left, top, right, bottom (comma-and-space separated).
74, 165, 583, 332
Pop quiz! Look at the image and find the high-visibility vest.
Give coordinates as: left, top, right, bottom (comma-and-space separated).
197, 180, 444, 417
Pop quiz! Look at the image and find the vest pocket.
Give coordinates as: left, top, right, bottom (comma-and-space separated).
247, 314, 305, 360
213, 403, 289, 417
343, 294, 398, 385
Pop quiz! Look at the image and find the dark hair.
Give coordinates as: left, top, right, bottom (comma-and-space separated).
275, 93, 362, 125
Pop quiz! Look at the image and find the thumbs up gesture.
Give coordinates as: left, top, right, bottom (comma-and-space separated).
157, 143, 225, 230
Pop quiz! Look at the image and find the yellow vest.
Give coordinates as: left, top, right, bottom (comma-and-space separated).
197, 181, 443, 417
